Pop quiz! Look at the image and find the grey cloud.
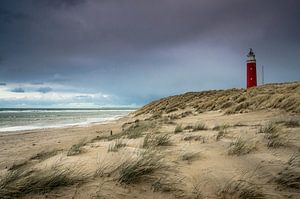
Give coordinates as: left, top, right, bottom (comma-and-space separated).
37, 87, 52, 93
30, 82, 44, 85
42, 0, 86, 8
11, 87, 25, 93
0, 83, 6, 86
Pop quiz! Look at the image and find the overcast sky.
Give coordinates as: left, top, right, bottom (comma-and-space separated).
0, 0, 299, 108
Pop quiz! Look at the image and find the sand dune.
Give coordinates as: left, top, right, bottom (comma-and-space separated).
0, 82, 299, 198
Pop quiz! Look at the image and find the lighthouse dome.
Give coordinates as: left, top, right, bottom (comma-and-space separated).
247, 48, 256, 62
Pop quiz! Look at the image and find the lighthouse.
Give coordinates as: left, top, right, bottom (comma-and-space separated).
247, 48, 257, 88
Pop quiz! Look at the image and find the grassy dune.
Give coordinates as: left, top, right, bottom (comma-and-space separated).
135, 82, 300, 116
0, 82, 299, 198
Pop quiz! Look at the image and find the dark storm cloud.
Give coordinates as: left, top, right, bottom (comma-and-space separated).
11, 87, 25, 93
0, 0, 299, 107
0, 83, 6, 86
36, 0, 86, 8
37, 87, 52, 93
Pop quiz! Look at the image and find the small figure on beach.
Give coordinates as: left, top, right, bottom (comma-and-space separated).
110, 130, 113, 136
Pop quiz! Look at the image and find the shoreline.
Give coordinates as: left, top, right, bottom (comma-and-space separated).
0, 114, 133, 170
0, 114, 128, 135
0, 114, 130, 136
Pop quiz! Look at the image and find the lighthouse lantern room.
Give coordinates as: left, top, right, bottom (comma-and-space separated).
247, 48, 257, 89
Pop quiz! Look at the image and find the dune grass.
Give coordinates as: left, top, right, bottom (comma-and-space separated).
192, 122, 208, 131
216, 130, 227, 141
108, 139, 126, 152
213, 124, 230, 131
258, 122, 278, 134
8, 160, 29, 171
228, 137, 255, 156
124, 120, 156, 139
215, 125, 229, 141
183, 125, 194, 130
259, 123, 286, 148
174, 124, 183, 133
30, 149, 62, 161
275, 154, 300, 189
67, 139, 88, 156
183, 135, 203, 142
143, 134, 171, 148
180, 152, 200, 163
118, 149, 165, 184
0, 161, 87, 198
275, 118, 300, 128
218, 179, 266, 199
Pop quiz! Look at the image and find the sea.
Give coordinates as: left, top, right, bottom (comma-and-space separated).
0, 108, 136, 133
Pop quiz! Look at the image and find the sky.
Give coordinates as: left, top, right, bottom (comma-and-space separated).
0, 0, 299, 108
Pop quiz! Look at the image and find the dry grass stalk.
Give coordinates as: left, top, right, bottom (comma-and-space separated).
174, 124, 183, 133
259, 123, 286, 148
181, 152, 200, 163
275, 154, 300, 189
275, 119, 300, 128
0, 161, 87, 198
67, 139, 88, 156
213, 124, 230, 131
30, 149, 62, 161
218, 179, 266, 199
143, 134, 171, 148
108, 139, 126, 152
192, 122, 208, 131
124, 120, 156, 139
228, 137, 255, 156
118, 149, 166, 184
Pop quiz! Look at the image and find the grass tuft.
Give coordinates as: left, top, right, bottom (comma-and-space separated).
215, 125, 229, 141
118, 149, 165, 184
192, 122, 208, 131
67, 139, 88, 156
228, 137, 254, 156
259, 123, 286, 148
183, 135, 203, 142
8, 160, 29, 171
143, 134, 171, 148
180, 152, 200, 163
0, 161, 87, 198
213, 124, 230, 131
275, 154, 300, 189
258, 122, 278, 134
124, 120, 156, 139
108, 139, 126, 152
174, 124, 183, 133
275, 119, 300, 128
218, 179, 266, 199
30, 149, 62, 161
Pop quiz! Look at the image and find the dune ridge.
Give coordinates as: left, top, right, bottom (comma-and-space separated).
135, 82, 300, 116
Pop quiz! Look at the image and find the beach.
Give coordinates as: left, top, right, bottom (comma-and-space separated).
0, 82, 299, 198
0, 115, 131, 170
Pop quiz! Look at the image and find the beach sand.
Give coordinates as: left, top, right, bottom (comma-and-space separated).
0, 108, 299, 198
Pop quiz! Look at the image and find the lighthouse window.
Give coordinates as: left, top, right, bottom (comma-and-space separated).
250, 78, 253, 80
250, 68, 252, 70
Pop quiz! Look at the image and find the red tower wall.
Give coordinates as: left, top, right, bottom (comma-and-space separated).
247, 62, 257, 88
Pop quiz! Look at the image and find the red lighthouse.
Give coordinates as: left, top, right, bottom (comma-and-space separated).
247, 48, 257, 88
